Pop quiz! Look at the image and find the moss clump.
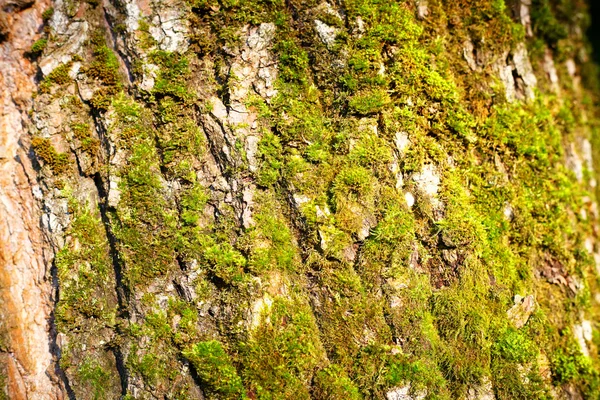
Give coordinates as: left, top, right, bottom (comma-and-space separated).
184, 341, 246, 399
136, 353, 166, 386
348, 89, 390, 115
42, 7, 54, 22
82, 34, 123, 110
31, 137, 70, 174
115, 139, 179, 282
77, 358, 112, 400
201, 242, 247, 284
231, 297, 325, 399
551, 329, 599, 394
493, 328, 538, 364
239, 298, 327, 399
126, 309, 179, 386
238, 192, 299, 274
40, 63, 71, 92
137, 19, 157, 50
179, 184, 209, 226
71, 122, 100, 156
313, 364, 362, 400
85, 45, 120, 86
531, 0, 570, 47
0, 372, 6, 400
275, 39, 310, 84
53, 195, 122, 398
54, 203, 117, 329
71, 122, 90, 139
255, 132, 283, 186
30, 38, 47, 55
553, 348, 596, 383
149, 51, 195, 101
108, 95, 188, 287
154, 96, 205, 178
122, 295, 207, 397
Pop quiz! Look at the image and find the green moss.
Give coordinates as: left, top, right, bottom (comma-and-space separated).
71, 122, 100, 155
138, 353, 165, 385
107, 96, 178, 284
77, 358, 112, 400
0, 368, 6, 400
126, 309, 180, 385
221, 0, 600, 396
201, 242, 247, 284
30, 38, 48, 54
552, 330, 599, 387
238, 191, 300, 274
31, 137, 70, 174
275, 40, 310, 84
494, 328, 539, 363
42, 7, 54, 22
149, 51, 195, 101
137, 19, 157, 49
54, 202, 116, 330
386, 359, 448, 396
85, 45, 120, 85
531, 0, 569, 47
184, 341, 246, 399
52, 194, 122, 396
180, 184, 209, 226
40, 63, 71, 92
313, 364, 362, 400
348, 131, 393, 170
119, 293, 211, 397
240, 298, 326, 399
37, 0, 600, 397
430, 284, 494, 385
333, 166, 374, 201
492, 361, 551, 400
256, 132, 283, 186
80, 35, 123, 110
155, 97, 205, 178
348, 89, 390, 115
371, 202, 414, 245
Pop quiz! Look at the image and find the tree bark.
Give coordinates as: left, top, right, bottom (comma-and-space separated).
1, 0, 600, 399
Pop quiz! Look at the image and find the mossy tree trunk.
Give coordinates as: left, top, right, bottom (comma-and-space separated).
2, 0, 600, 399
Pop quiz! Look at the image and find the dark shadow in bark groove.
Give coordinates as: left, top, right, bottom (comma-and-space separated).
587, 0, 600, 65
92, 171, 129, 309
91, 170, 130, 397
48, 261, 78, 400
88, 102, 132, 396
102, 3, 135, 87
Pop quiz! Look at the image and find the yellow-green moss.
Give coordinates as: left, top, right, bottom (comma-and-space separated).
239, 297, 327, 399
30, 38, 48, 55
45, 0, 600, 397
40, 63, 72, 92
82, 33, 123, 110
71, 122, 100, 156
31, 137, 70, 174
54, 201, 117, 330
184, 341, 246, 399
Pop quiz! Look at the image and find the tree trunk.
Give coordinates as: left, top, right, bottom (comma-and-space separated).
1, 0, 600, 398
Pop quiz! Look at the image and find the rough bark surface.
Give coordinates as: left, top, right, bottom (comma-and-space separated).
0, 0, 63, 398
2, 0, 600, 399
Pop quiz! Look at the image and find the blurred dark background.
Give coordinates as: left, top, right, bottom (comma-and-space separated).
587, 1, 600, 64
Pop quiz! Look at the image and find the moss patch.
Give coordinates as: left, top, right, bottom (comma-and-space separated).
31, 137, 70, 174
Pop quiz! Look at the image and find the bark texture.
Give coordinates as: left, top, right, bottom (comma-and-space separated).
2, 0, 600, 399
0, 0, 64, 398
